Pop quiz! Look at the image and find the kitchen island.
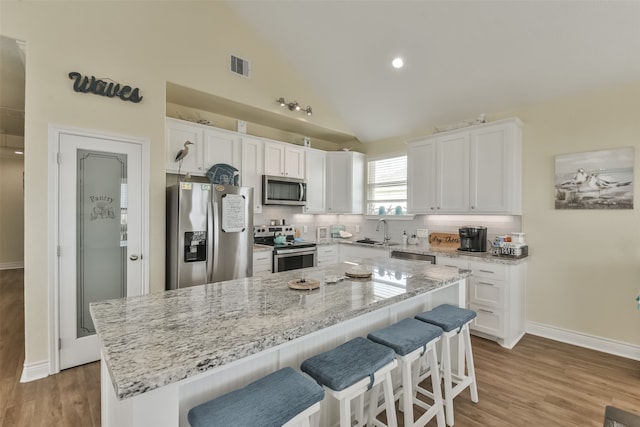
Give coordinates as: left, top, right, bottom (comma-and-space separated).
91, 257, 471, 427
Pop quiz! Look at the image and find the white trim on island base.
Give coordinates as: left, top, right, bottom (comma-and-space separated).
526, 321, 640, 361
20, 359, 50, 383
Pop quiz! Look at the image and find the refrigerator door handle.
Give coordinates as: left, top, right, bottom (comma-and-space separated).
206, 201, 214, 283
212, 200, 221, 281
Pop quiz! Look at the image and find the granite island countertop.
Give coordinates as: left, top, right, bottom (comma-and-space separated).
90, 257, 471, 401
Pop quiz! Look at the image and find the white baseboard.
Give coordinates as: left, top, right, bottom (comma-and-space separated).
20, 360, 50, 383
0, 261, 24, 270
526, 321, 640, 361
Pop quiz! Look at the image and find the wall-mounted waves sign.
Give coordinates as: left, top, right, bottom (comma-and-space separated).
68, 72, 143, 103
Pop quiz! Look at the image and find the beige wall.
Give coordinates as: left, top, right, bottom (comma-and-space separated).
0, 2, 353, 367
365, 82, 640, 346
2, 0, 639, 369
0, 155, 24, 266
506, 82, 640, 345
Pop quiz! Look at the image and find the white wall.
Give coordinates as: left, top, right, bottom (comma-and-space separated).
0, 1, 354, 369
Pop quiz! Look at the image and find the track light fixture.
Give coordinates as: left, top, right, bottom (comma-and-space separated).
276, 97, 312, 116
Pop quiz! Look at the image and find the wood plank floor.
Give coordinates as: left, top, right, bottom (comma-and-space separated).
1, 268, 639, 426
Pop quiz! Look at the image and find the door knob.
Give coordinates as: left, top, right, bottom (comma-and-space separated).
129, 254, 139, 261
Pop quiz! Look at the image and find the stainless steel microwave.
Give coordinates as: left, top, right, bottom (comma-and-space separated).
262, 175, 307, 206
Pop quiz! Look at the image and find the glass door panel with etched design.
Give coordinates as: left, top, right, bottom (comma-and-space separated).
76, 150, 127, 337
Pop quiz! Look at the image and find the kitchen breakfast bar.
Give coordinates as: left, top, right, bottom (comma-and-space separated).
90, 257, 471, 427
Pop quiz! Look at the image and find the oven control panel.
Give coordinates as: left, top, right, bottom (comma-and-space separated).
254, 225, 295, 237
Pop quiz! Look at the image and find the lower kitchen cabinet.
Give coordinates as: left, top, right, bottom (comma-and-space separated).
253, 250, 272, 275
316, 244, 338, 266
438, 256, 526, 349
338, 244, 388, 263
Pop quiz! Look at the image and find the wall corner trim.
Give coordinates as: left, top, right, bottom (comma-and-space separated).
526, 321, 640, 361
20, 359, 50, 383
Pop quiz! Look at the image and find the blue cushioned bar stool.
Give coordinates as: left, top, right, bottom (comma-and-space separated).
367, 318, 446, 427
187, 367, 324, 427
301, 337, 398, 427
415, 304, 478, 426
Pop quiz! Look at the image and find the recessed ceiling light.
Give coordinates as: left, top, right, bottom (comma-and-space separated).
392, 57, 404, 69
15, 151, 24, 155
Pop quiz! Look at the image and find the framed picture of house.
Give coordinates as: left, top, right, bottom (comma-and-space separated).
554, 147, 634, 209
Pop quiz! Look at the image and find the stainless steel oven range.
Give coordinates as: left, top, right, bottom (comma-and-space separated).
253, 225, 317, 273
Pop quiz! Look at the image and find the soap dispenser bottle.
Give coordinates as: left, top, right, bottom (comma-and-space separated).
402, 230, 408, 246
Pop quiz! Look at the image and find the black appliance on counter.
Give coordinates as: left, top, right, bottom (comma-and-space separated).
458, 226, 487, 252
254, 225, 317, 273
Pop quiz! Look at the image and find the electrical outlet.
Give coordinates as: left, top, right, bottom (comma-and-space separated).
237, 120, 247, 134
303, 225, 308, 233
355, 225, 360, 233
416, 228, 429, 238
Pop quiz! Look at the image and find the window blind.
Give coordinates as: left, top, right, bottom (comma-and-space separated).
367, 155, 407, 214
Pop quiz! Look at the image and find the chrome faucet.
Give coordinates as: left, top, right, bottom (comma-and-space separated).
376, 219, 390, 245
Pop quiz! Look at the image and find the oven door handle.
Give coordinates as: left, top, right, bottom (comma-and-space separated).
274, 248, 317, 256
299, 183, 305, 202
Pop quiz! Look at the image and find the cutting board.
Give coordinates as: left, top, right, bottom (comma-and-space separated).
428, 233, 460, 248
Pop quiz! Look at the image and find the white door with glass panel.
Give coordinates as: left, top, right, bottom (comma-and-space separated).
57, 131, 145, 370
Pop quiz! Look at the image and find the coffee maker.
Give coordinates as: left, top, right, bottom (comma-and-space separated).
458, 226, 487, 252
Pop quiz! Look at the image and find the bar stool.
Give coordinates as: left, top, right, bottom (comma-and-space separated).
301, 337, 398, 427
415, 304, 478, 426
187, 367, 324, 427
367, 318, 446, 427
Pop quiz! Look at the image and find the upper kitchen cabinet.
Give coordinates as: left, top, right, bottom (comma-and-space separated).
240, 136, 264, 213
166, 118, 204, 175
304, 148, 326, 213
165, 118, 241, 176
469, 121, 522, 214
263, 140, 305, 179
407, 118, 522, 214
326, 151, 364, 214
202, 127, 241, 173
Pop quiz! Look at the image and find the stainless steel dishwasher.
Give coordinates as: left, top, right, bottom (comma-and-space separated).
390, 250, 436, 264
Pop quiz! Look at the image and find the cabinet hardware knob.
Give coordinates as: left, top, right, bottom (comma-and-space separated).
478, 281, 495, 286
478, 308, 494, 314
129, 254, 139, 261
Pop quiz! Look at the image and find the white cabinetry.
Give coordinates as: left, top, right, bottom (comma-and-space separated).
264, 141, 305, 179
253, 250, 272, 275
240, 136, 264, 213
304, 148, 326, 213
437, 257, 526, 349
326, 152, 364, 214
202, 128, 241, 173
407, 118, 522, 214
317, 244, 338, 266
469, 122, 522, 213
338, 244, 388, 263
166, 118, 241, 176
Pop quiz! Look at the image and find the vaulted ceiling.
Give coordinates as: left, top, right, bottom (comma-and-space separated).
228, 1, 640, 143
3, 2, 640, 147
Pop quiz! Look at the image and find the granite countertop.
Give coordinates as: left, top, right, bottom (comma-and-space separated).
90, 257, 471, 400
315, 239, 528, 265
253, 243, 273, 252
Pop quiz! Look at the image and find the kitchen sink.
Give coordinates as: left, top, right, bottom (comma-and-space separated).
355, 239, 399, 247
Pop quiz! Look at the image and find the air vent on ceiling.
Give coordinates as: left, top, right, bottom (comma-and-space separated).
230, 55, 250, 78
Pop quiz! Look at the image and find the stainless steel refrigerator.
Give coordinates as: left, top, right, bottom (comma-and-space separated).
166, 182, 253, 289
